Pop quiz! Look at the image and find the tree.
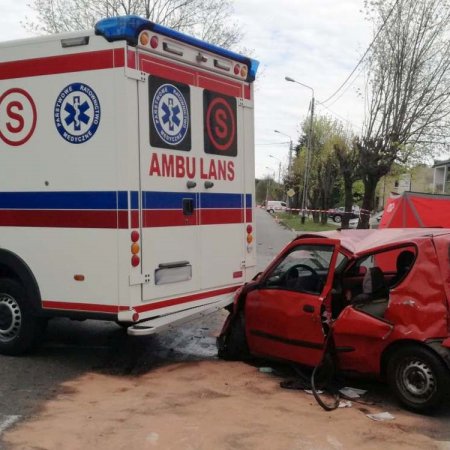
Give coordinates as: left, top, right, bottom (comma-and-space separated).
296, 115, 343, 224
358, 0, 450, 228
334, 137, 360, 229
24, 0, 242, 49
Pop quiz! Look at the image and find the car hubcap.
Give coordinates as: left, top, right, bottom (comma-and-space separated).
401, 359, 435, 399
0, 294, 22, 342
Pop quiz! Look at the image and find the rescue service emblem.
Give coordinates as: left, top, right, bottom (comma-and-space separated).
149, 76, 191, 151
203, 91, 237, 157
54, 83, 101, 144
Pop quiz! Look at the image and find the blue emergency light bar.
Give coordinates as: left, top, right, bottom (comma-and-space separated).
95, 16, 259, 81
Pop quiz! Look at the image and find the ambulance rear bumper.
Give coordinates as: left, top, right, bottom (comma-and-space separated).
127, 296, 233, 336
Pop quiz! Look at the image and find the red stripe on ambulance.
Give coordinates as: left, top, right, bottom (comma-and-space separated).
138, 53, 251, 100
41, 286, 240, 315
134, 286, 240, 313
0, 210, 129, 228
0, 49, 125, 80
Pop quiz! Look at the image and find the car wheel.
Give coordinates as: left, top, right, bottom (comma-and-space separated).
333, 215, 342, 223
268, 209, 274, 214
0, 278, 46, 355
217, 312, 249, 361
387, 345, 449, 413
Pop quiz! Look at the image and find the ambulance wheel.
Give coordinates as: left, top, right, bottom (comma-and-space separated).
217, 312, 249, 361
387, 345, 448, 413
0, 278, 46, 355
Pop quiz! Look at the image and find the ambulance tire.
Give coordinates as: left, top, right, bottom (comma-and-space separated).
0, 278, 47, 355
387, 345, 449, 413
218, 312, 249, 361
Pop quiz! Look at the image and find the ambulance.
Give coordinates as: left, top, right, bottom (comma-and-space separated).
0, 16, 258, 354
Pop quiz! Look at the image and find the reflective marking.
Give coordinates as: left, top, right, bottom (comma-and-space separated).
0, 415, 21, 435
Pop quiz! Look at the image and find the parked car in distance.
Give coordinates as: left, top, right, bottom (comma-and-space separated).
266, 200, 287, 214
218, 228, 450, 413
328, 206, 360, 223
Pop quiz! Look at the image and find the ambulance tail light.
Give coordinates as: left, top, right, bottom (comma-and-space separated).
150, 35, 159, 49
139, 31, 149, 46
246, 224, 254, 253
130, 230, 141, 267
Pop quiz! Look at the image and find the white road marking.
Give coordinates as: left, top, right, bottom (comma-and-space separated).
0, 415, 21, 435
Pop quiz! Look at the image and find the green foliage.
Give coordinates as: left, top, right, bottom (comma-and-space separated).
291, 114, 350, 223
255, 177, 284, 205
277, 213, 337, 232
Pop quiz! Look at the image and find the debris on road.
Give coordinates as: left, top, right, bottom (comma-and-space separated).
338, 400, 353, 408
339, 387, 367, 399
366, 412, 395, 421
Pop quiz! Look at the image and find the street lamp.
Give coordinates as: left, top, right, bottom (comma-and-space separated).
285, 76, 315, 224
274, 130, 293, 174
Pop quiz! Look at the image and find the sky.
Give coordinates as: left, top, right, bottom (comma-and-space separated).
0, 0, 372, 179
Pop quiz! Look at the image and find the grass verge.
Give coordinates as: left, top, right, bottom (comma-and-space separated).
276, 212, 338, 232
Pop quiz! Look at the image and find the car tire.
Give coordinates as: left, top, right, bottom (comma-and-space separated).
268, 209, 274, 214
333, 215, 342, 223
217, 312, 249, 361
0, 278, 47, 355
387, 345, 449, 413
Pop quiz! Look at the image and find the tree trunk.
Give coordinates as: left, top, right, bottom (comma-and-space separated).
358, 175, 378, 229
341, 178, 353, 229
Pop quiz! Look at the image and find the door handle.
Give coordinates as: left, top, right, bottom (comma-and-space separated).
303, 304, 315, 313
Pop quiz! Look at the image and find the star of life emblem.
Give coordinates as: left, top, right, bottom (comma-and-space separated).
54, 83, 101, 144
152, 84, 189, 145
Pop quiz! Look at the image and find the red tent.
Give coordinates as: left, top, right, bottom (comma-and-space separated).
379, 191, 450, 228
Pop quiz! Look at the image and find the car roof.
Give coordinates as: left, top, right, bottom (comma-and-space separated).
295, 228, 450, 256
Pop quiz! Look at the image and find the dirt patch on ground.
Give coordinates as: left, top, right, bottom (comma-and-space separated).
4, 358, 450, 450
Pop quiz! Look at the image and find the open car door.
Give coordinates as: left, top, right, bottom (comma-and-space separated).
245, 238, 341, 367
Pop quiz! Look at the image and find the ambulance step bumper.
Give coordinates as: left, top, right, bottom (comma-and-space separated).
127, 296, 233, 336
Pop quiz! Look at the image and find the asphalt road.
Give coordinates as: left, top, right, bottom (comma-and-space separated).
0, 207, 295, 445
3, 211, 449, 447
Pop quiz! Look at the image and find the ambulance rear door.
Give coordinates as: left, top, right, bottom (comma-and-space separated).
137, 66, 200, 305
135, 29, 254, 309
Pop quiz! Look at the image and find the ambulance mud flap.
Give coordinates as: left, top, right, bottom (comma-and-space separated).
127, 296, 233, 336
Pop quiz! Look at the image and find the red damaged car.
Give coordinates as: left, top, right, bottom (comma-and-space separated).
218, 229, 450, 412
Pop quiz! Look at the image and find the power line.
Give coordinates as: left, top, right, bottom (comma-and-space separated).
315, 101, 360, 130
321, 0, 401, 106
255, 141, 291, 145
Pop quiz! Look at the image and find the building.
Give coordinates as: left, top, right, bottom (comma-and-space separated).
433, 159, 450, 194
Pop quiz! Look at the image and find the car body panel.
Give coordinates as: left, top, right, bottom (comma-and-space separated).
245, 238, 340, 366
245, 289, 326, 366
332, 306, 393, 374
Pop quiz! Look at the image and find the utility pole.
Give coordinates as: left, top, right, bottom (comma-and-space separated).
285, 76, 315, 224
301, 97, 314, 223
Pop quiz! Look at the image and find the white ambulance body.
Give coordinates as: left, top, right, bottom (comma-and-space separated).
0, 16, 258, 354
